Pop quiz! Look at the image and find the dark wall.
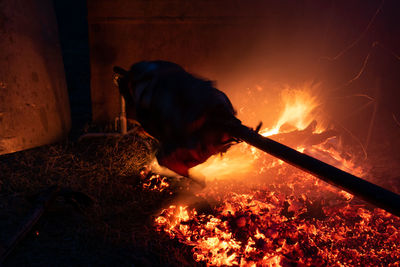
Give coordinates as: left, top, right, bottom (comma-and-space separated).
87, 0, 400, 151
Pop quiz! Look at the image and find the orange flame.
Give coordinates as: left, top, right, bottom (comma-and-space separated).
191, 83, 324, 181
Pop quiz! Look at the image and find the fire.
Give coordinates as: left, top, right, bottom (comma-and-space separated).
149, 84, 400, 266
274, 86, 321, 132
191, 84, 324, 181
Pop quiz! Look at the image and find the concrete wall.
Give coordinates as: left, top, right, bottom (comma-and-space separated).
0, 0, 71, 155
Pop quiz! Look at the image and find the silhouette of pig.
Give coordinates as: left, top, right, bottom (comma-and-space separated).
114, 61, 241, 176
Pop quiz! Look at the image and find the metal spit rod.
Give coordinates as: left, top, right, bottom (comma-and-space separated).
231, 123, 400, 217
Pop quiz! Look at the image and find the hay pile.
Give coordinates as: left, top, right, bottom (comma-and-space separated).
0, 129, 200, 266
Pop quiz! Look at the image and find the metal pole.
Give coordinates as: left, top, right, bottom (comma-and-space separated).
119, 95, 127, 134
230, 124, 400, 217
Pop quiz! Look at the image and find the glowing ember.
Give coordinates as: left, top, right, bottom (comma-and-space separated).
142, 174, 170, 192
151, 86, 400, 266
155, 173, 400, 266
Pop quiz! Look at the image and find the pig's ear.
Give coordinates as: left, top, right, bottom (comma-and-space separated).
112, 66, 129, 87
113, 66, 128, 75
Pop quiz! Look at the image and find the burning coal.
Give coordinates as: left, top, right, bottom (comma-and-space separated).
145, 86, 400, 266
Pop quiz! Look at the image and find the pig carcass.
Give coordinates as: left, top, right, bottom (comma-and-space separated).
114, 61, 241, 176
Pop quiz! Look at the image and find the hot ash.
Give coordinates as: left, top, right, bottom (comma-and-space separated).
145, 86, 400, 266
